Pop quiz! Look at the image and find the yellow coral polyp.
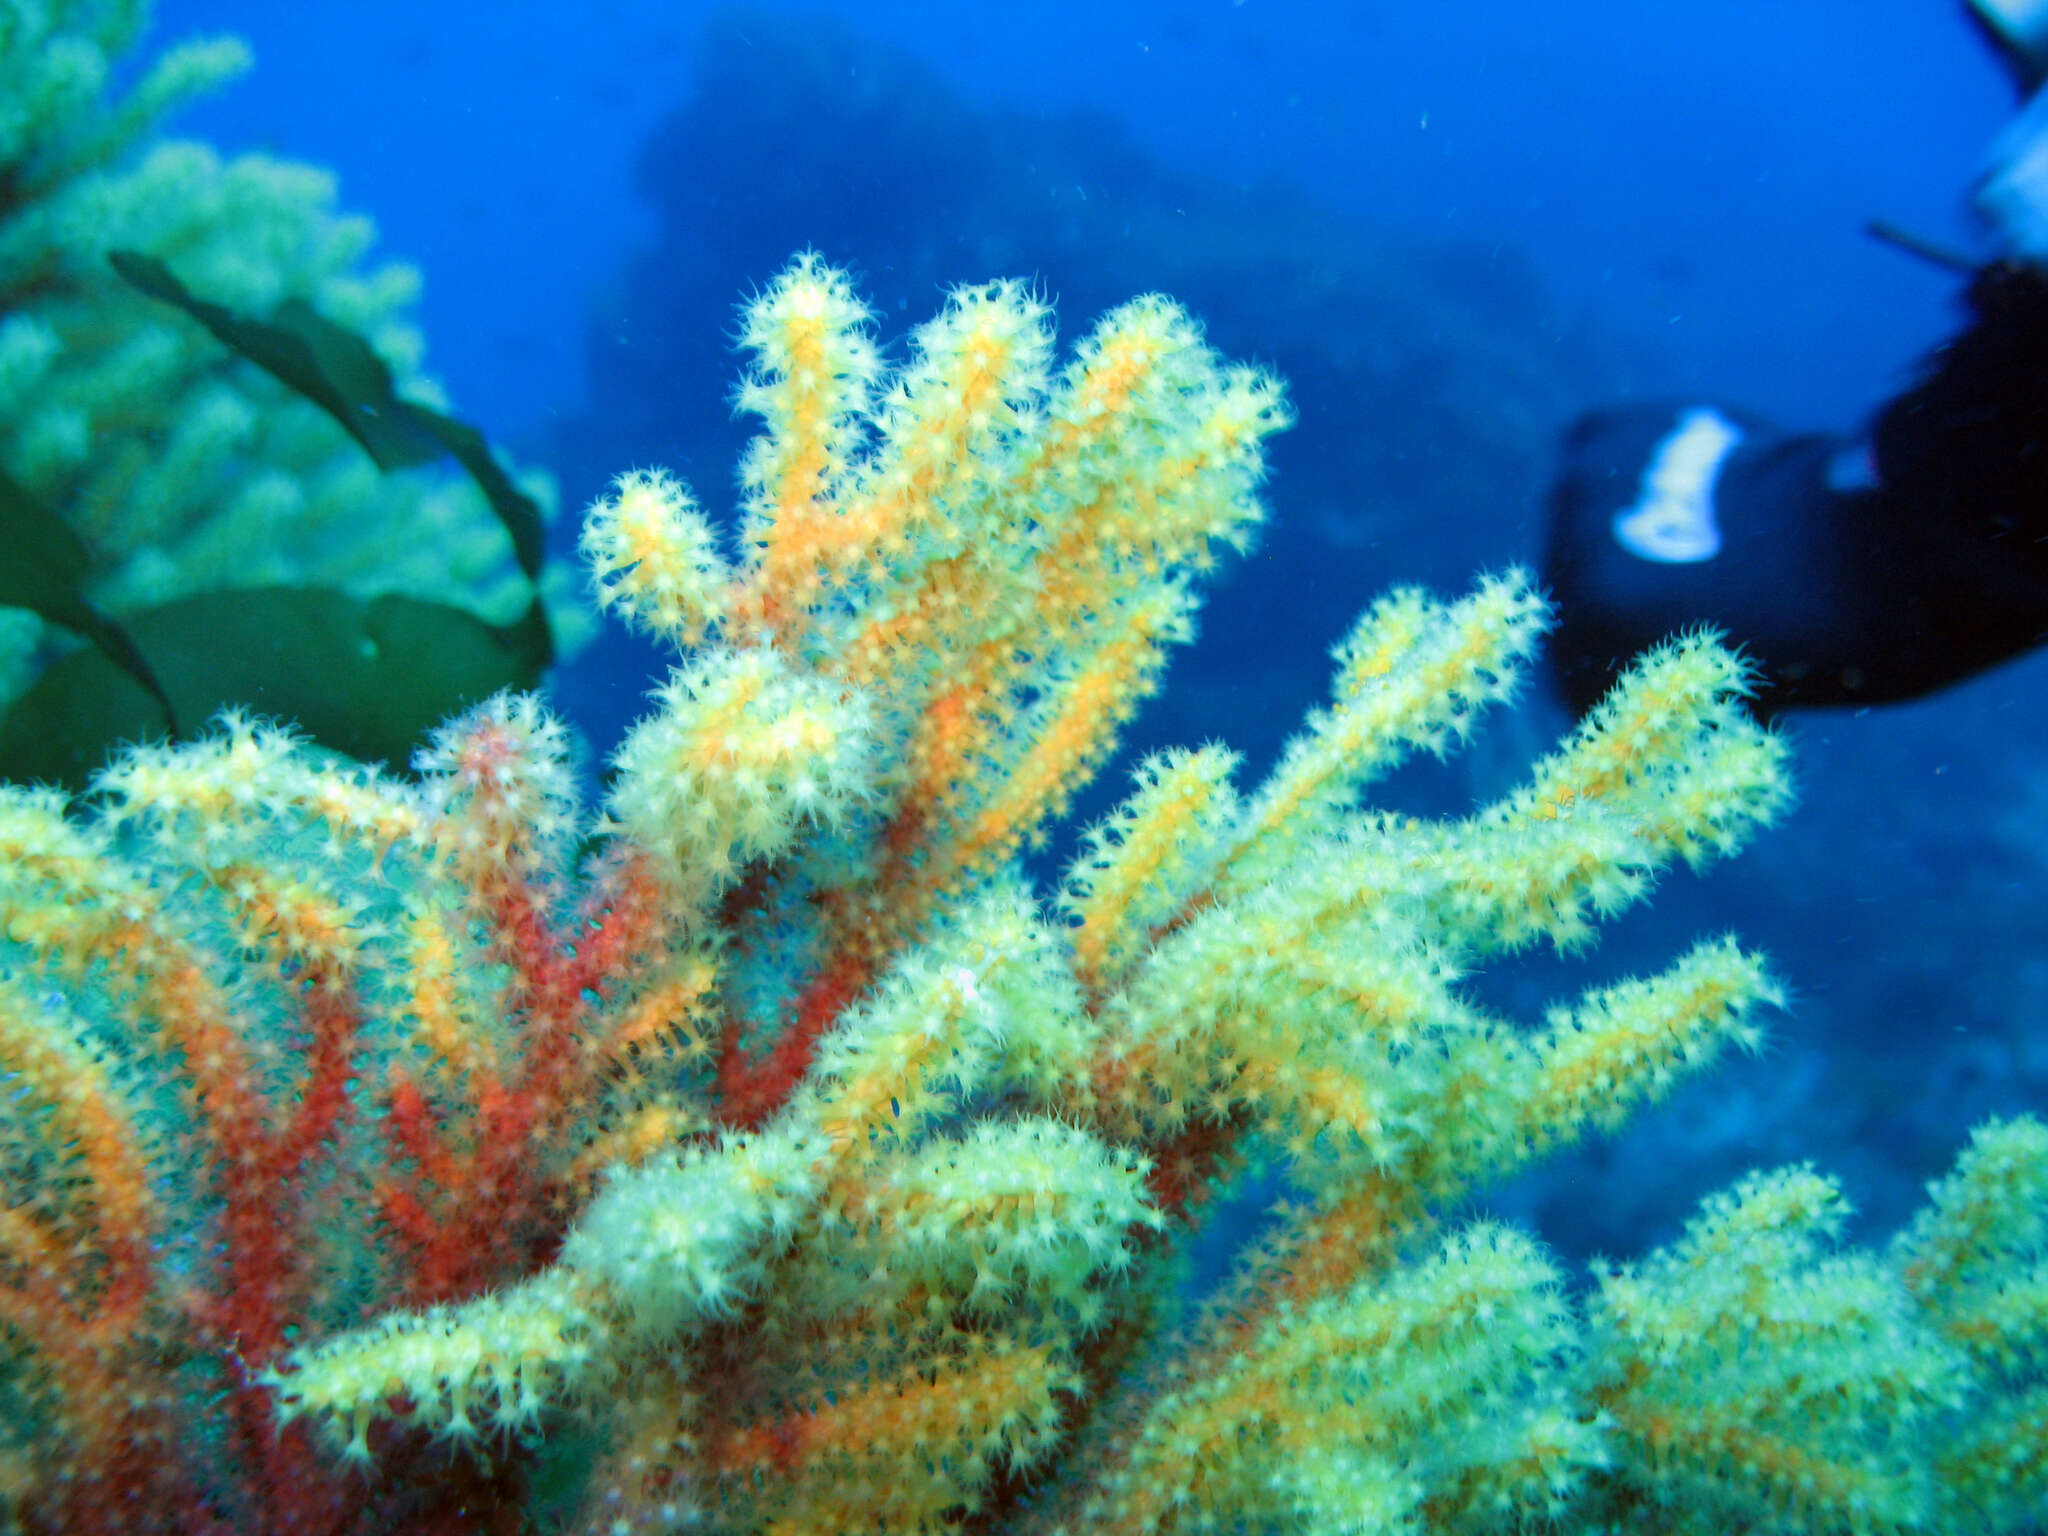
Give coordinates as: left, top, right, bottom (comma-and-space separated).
608, 644, 877, 912
582, 466, 731, 644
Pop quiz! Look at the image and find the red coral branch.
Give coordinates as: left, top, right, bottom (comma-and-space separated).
714, 950, 873, 1131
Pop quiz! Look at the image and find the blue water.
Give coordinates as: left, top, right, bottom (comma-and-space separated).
155, 0, 2048, 1256
165, 1, 2004, 437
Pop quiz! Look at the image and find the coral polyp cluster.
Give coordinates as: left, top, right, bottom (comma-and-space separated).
1, 253, 2043, 1536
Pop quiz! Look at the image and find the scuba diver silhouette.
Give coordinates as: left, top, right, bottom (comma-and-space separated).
1543, 0, 2048, 716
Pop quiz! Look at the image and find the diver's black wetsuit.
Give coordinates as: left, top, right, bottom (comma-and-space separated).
1544, 261, 2048, 716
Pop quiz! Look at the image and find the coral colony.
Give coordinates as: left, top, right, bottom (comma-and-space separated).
5, 248, 2047, 1535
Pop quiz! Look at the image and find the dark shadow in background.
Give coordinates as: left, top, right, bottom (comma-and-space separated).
547, 6, 1620, 788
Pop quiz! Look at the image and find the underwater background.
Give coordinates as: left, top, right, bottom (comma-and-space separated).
155, 0, 2048, 1261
